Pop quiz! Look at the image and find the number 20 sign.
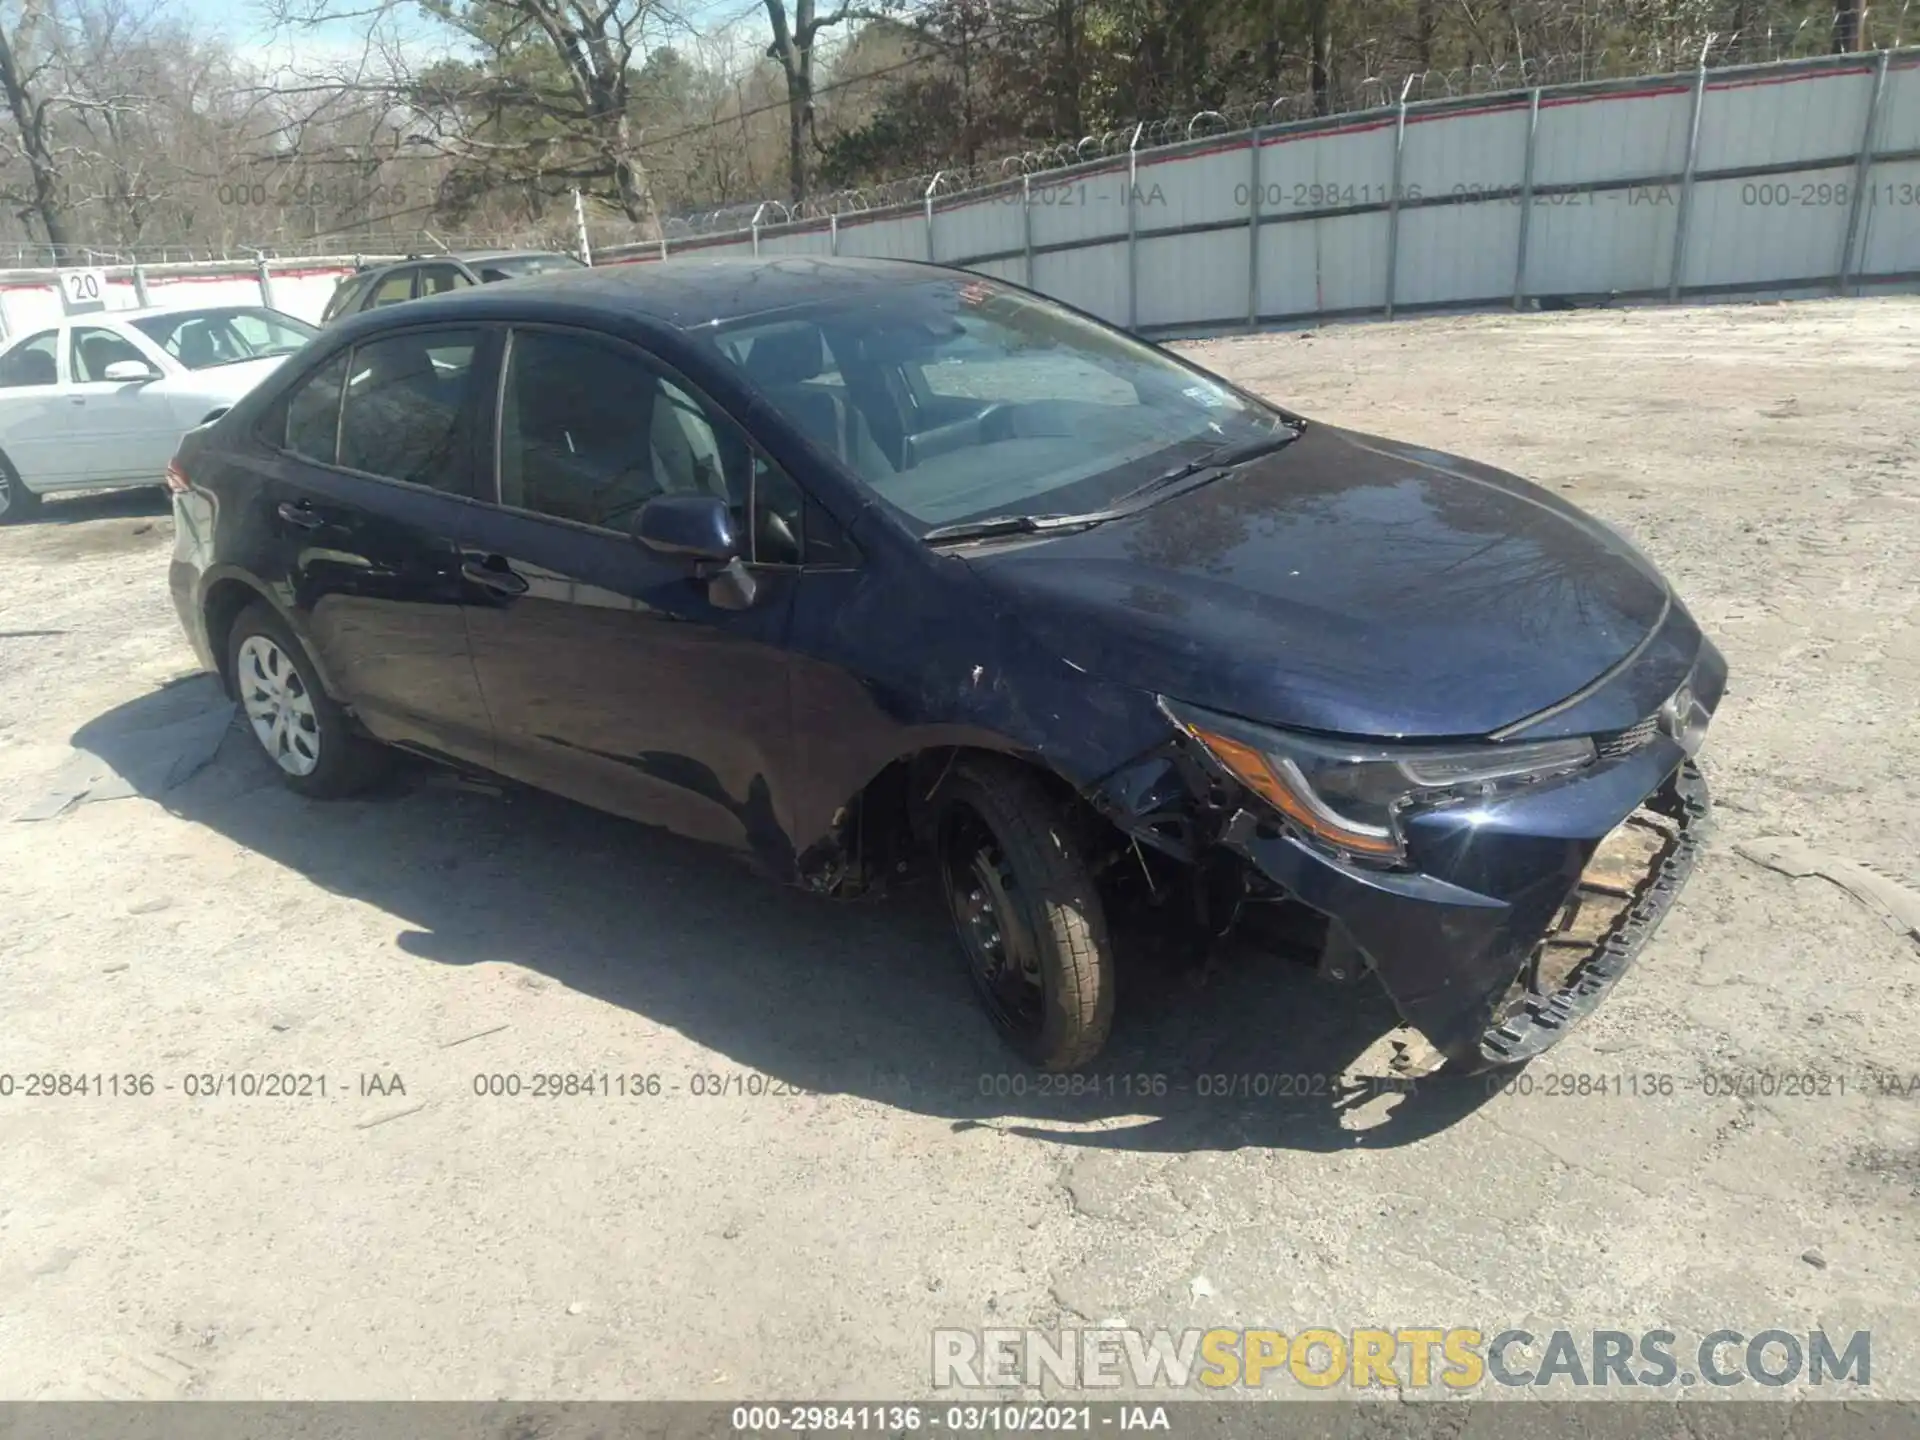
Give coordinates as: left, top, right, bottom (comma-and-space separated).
59, 268, 109, 312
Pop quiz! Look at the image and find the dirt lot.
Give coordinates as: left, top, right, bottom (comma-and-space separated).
1, 298, 1916, 1402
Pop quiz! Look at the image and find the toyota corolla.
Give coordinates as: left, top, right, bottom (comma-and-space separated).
165, 257, 1724, 1073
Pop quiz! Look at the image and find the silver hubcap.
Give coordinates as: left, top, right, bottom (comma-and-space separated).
237, 635, 321, 777
0, 472, 11, 516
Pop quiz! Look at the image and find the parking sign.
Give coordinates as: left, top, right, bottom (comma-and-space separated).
59, 268, 109, 312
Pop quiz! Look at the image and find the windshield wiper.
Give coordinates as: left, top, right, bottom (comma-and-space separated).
922, 511, 1116, 545
1114, 422, 1305, 505
921, 421, 1304, 548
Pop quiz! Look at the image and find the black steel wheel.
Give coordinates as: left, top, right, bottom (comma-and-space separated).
936, 759, 1115, 1071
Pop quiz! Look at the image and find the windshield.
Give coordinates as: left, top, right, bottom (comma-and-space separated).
131, 307, 317, 370
706, 276, 1290, 531
478, 253, 586, 281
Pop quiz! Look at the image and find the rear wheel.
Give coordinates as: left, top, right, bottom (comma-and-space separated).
937, 759, 1115, 1071
226, 603, 386, 798
0, 454, 40, 524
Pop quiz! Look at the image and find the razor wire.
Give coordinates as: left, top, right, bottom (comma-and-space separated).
652, 22, 1903, 241
6, 16, 1909, 268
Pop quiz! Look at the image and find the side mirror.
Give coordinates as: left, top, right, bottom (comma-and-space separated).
632, 494, 759, 611
633, 493, 740, 563
103, 359, 159, 383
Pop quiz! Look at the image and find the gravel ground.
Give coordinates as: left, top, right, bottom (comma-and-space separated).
1, 297, 1916, 1403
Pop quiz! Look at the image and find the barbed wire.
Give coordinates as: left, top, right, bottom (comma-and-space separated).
3, 17, 1910, 269
650, 22, 1911, 241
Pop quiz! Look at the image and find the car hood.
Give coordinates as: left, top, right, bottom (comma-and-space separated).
961, 423, 1674, 739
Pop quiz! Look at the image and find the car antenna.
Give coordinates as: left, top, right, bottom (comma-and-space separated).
422, 230, 453, 255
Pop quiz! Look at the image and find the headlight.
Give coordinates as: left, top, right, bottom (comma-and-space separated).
1160, 698, 1596, 863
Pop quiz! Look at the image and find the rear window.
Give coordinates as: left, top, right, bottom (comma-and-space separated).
337, 329, 481, 492
475, 253, 585, 282
283, 353, 350, 462
367, 271, 416, 308
323, 274, 373, 322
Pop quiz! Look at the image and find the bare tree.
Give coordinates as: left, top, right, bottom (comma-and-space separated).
0, 2, 76, 247
762, 0, 881, 204
268, 0, 671, 237
0, 0, 1856, 257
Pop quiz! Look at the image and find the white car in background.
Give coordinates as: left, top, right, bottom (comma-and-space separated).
0, 303, 316, 523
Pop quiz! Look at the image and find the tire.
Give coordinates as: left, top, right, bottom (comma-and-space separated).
0, 453, 40, 524
226, 602, 387, 798
936, 758, 1116, 1071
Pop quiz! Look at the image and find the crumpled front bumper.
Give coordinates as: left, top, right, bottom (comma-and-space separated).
1090, 633, 1726, 1071
1216, 749, 1710, 1069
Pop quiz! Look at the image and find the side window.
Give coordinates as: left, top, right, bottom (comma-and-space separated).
0, 330, 58, 387
417, 264, 472, 297
803, 496, 855, 567
498, 327, 811, 564
367, 270, 416, 308
282, 353, 350, 463
655, 379, 729, 497
337, 329, 480, 492
70, 326, 150, 383
750, 456, 807, 567
717, 319, 898, 484
499, 329, 683, 531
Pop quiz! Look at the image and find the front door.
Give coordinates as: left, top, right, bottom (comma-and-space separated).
263, 326, 496, 766
66, 324, 180, 485
457, 325, 802, 865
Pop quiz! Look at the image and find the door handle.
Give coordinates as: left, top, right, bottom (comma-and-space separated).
276, 500, 325, 530
461, 556, 529, 596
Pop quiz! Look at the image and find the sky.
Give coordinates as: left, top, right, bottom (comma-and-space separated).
174, 0, 763, 71
175, 0, 461, 73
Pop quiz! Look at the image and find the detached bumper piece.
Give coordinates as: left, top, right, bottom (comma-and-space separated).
1478, 761, 1711, 1066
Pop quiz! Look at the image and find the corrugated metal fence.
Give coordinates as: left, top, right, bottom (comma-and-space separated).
1, 48, 1915, 341
600, 48, 1920, 336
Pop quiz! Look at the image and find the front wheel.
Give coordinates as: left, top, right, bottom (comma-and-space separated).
937, 759, 1116, 1071
226, 603, 387, 798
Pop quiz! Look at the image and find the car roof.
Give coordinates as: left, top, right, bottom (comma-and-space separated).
361, 250, 569, 267
393, 255, 951, 331
61, 301, 278, 322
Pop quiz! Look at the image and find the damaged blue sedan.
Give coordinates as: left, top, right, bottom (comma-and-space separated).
167, 257, 1724, 1073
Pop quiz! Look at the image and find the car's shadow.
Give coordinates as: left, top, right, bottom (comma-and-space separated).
72, 677, 1503, 1153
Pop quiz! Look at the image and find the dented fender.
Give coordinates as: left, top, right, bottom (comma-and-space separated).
776, 534, 1174, 869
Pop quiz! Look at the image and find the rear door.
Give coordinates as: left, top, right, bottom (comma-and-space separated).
456, 324, 803, 860
0, 329, 71, 489
260, 327, 496, 765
